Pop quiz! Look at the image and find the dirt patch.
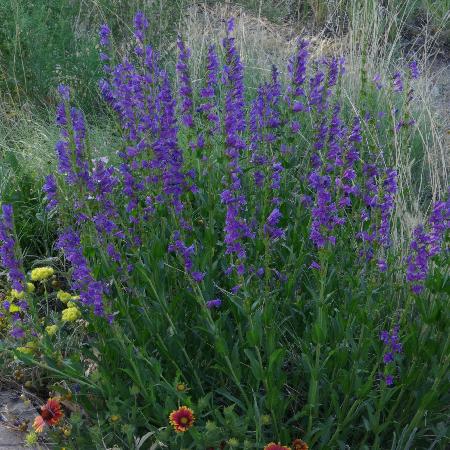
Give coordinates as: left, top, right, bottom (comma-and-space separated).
0, 388, 48, 449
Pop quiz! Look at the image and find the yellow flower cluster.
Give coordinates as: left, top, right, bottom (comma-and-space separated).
16, 341, 37, 354
9, 302, 21, 313
25, 431, 38, 445
11, 289, 25, 299
45, 325, 59, 336
57, 290, 72, 303
31, 267, 54, 281
62, 307, 81, 322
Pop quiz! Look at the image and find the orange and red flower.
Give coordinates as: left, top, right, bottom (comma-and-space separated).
32, 397, 64, 433
292, 438, 309, 450
264, 443, 292, 450
169, 406, 195, 432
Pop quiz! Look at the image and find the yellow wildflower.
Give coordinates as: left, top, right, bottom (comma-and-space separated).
61, 307, 81, 322
45, 325, 59, 336
11, 289, 25, 299
66, 300, 77, 308
25, 431, 38, 445
110, 415, 120, 422
27, 341, 38, 350
9, 303, 20, 313
57, 290, 72, 303
17, 346, 33, 355
262, 414, 272, 425
31, 267, 54, 281
27, 282, 35, 293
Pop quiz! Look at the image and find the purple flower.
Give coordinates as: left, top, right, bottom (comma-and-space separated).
11, 327, 25, 339
54, 88, 92, 190
206, 299, 222, 309
379, 325, 403, 385
99, 24, 111, 47
393, 72, 403, 92
156, 72, 189, 212
372, 73, 382, 90
327, 57, 340, 87
231, 285, 241, 294
169, 232, 205, 280
309, 69, 326, 111
377, 258, 388, 272
43, 174, 58, 210
191, 271, 205, 282
407, 195, 449, 292
264, 208, 284, 240
409, 60, 419, 79
0, 204, 25, 292
177, 36, 194, 127
288, 39, 309, 103
220, 18, 253, 273
57, 229, 105, 316
198, 45, 220, 132
57, 84, 70, 101
133, 11, 149, 43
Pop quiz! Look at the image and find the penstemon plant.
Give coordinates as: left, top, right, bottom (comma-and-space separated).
0, 11, 449, 450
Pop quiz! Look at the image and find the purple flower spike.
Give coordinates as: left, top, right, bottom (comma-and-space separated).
43, 174, 58, 210
191, 271, 205, 283
0, 204, 25, 292
379, 325, 403, 386
289, 39, 309, 93
57, 229, 105, 316
99, 24, 111, 47
393, 71, 403, 92
221, 17, 253, 274
372, 73, 382, 90
264, 208, 284, 240
169, 232, 204, 281
407, 194, 450, 293
198, 44, 220, 131
177, 36, 194, 128
11, 327, 25, 339
227, 18, 235, 33
409, 60, 419, 79
206, 299, 222, 309
58, 84, 70, 101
